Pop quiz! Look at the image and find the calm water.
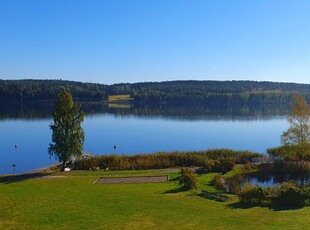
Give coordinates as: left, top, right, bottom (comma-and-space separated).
0, 103, 289, 174
225, 171, 310, 193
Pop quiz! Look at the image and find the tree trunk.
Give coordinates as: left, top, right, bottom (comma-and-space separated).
61, 161, 66, 171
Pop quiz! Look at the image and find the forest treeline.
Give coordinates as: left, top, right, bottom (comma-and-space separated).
0, 79, 109, 102
1, 79, 310, 104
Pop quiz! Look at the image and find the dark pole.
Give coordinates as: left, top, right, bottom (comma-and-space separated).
12, 164, 16, 174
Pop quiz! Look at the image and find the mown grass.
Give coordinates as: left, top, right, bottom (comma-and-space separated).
1, 169, 310, 229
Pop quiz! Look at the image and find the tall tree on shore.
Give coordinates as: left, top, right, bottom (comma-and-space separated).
49, 91, 85, 170
281, 94, 310, 156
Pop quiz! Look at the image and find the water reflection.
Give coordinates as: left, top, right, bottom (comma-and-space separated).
0, 102, 289, 174
0, 102, 290, 121
225, 171, 310, 193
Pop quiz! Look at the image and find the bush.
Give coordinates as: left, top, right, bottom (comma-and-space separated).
218, 158, 235, 172
238, 183, 267, 205
202, 158, 235, 173
202, 160, 215, 173
210, 174, 225, 191
238, 181, 310, 207
179, 168, 198, 191
242, 162, 256, 171
267, 145, 310, 161
272, 182, 307, 206
304, 188, 310, 205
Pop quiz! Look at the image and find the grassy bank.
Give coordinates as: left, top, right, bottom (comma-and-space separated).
1, 169, 310, 229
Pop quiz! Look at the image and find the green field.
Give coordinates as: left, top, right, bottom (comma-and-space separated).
108, 94, 132, 102
1, 169, 310, 230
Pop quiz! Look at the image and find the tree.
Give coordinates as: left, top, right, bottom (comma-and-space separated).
49, 91, 85, 170
281, 94, 310, 157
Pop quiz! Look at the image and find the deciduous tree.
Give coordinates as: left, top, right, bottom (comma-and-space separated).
281, 94, 310, 157
49, 91, 85, 170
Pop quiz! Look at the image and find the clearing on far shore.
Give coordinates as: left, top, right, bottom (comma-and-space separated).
108, 94, 132, 102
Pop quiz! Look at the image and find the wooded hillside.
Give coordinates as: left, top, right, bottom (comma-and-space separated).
1, 79, 310, 104
0, 79, 108, 102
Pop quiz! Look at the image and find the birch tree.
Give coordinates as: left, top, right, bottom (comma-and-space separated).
49, 91, 85, 170
281, 94, 310, 156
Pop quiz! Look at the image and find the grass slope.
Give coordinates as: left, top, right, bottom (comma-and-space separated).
1, 169, 310, 229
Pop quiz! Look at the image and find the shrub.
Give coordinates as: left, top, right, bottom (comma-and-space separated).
238, 183, 253, 204
267, 145, 310, 161
202, 158, 235, 173
238, 181, 310, 207
219, 158, 235, 172
202, 160, 215, 173
210, 174, 225, 191
238, 183, 267, 205
304, 188, 310, 205
242, 162, 256, 171
179, 168, 198, 191
224, 174, 244, 194
272, 182, 307, 206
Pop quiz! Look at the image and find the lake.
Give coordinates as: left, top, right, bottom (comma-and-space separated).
0, 102, 290, 174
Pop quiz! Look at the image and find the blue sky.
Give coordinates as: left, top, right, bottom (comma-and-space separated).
0, 0, 309, 84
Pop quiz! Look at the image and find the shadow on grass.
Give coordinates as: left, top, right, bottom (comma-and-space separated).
163, 187, 187, 194
0, 173, 46, 184
227, 202, 263, 209
227, 202, 305, 211
169, 176, 180, 182
270, 204, 305, 211
198, 191, 231, 202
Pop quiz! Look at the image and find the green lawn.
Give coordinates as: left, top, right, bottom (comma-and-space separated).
1, 169, 310, 229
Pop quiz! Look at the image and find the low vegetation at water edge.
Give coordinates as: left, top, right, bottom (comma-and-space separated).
74, 149, 261, 171
238, 182, 310, 207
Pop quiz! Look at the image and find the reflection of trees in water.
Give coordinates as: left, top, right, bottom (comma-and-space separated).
0, 102, 109, 120
0, 101, 290, 121
0, 102, 54, 120
106, 102, 290, 121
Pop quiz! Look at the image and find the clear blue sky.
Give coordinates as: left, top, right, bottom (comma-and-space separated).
0, 0, 310, 84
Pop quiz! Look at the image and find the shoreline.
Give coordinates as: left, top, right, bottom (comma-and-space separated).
24, 163, 61, 174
